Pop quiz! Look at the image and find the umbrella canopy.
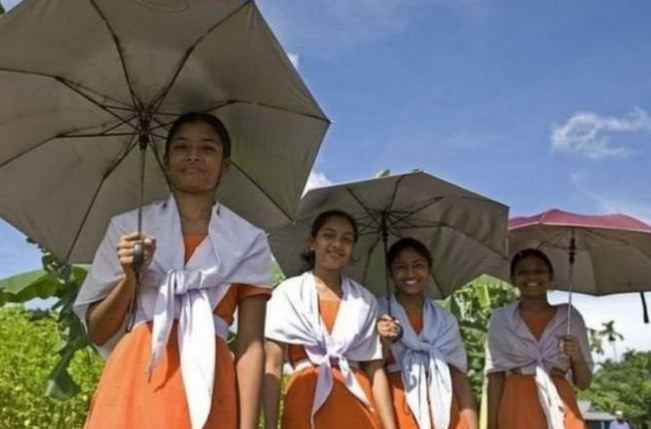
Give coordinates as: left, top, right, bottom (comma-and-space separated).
0, 0, 328, 263
269, 172, 509, 298
508, 209, 651, 296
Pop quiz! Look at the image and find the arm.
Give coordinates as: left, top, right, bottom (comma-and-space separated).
560, 335, 592, 389
235, 294, 267, 429
487, 372, 505, 429
87, 233, 155, 345
450, 366, 478, 429
263, 339, 286, 429
361, 360, 397, 429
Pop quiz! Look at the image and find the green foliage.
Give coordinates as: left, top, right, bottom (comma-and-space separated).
0, 307, 103, 429
0, 240, 91, 399
0, 4, 4, 14
441, 275, 519, 396
580, 351, 651, 428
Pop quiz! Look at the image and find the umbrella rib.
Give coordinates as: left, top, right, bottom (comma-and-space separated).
149, 1, 252, 110
87, 0, 143, 109
56, 77, 137, 128
344, 187, 382, 230
64, 131, 140, 262
228, 160, 293, 223
389, 196, 446, 227
386, 174, 407, 213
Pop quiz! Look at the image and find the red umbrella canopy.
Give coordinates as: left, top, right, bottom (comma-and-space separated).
508, 209, 651, 296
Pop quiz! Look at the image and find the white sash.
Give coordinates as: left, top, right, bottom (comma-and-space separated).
265, 273, 382, 427
380, 296, 467, 429
485, 301, 593, 429
74, 195, 272, 429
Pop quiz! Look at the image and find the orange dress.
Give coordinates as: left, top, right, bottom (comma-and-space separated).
386, 313, 470, 429
281, 299, 383, 429
497, 314, 587, 429
83, 235, 271, 429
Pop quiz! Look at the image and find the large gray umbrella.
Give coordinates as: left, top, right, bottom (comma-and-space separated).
0, 0, 328, 263
269, 172, 509, 301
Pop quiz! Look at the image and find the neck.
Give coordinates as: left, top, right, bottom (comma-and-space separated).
519, 296, 551, 312
173, 191, 214, 234
396, 291, 424, 313
313, 267, 342, 292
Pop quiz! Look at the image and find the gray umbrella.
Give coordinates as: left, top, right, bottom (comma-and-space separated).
269, 172, 509, 306
0, 0, 328, 263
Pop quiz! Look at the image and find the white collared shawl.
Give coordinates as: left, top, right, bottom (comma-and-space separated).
485, 301, 593, 429
265, 272, 382, 427
379, 296, 467, 429
74, 195, 272, 429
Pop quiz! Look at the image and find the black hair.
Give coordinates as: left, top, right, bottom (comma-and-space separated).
301, 209, 359, 270
164, 112, 231, 160
387, 237, 433, 270
510, 248, 554, 277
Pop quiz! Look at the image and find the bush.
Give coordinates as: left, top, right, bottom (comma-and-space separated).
0, 306, 103, 429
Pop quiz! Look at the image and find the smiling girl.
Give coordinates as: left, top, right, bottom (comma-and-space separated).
377, 238, 478, 429
486, 248, 593, 429
263, 210, 397, 429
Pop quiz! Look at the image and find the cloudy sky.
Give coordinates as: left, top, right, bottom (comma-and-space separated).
1, 0, 650, 358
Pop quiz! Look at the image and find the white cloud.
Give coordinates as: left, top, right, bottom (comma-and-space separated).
551, 107, 651, 159
303, 170, 333, 195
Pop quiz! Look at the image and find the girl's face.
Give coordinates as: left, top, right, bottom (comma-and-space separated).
390, 247, 430, 297
511, 255, 553, 299
309, 215, 355, 272
166, 121, 228, 194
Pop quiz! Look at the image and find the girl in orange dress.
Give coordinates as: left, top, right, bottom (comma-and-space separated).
263, 210, 397, 429
377, 238, 478, 429
74, 113, 272, 429
485, 248, 593, 429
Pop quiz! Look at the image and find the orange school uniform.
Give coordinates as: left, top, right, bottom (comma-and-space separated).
497, 315, 587, 429
281, 299, 383, 429
83, 235, 270, 429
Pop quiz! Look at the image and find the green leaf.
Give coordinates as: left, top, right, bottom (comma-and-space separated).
0, 270, 58, 304
44, 347, 81, 400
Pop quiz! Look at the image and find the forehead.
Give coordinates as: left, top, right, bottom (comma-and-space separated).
513, 255, 550, 270
393, 246, 428, 262
171, 121, 222, 142
319, 215, 355, 233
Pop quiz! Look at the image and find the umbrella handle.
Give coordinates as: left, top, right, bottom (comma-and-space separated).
132, 240, 145, 270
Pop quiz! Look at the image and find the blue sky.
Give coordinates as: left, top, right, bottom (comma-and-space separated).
1, 0, 650, 356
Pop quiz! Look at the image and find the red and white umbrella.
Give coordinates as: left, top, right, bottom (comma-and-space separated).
508, 209, 651, 326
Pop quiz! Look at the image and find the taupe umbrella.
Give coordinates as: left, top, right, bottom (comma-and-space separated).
0, 0, 328, 263
269, 172, 509, 309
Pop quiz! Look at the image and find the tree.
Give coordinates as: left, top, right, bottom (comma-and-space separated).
580, 351, 651, 429
441, 275, 519, 396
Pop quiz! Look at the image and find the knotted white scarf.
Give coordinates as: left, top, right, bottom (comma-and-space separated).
74, 195, 272, 429
265, 272, 382, 427
380, 295, 467, 429
485, 301, 593, 429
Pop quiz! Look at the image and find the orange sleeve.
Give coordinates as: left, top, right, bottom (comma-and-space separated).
234, 283, 272, 302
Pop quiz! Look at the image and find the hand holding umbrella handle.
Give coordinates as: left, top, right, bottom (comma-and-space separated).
131, 241, 145, 271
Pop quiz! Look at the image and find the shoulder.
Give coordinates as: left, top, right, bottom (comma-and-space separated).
110, 198, 167, 229
273, 273, 307, 295
345, 277, 378, 303
218, 204, 266, 237
427, 298, 458, 325
488, 301, 518, 326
